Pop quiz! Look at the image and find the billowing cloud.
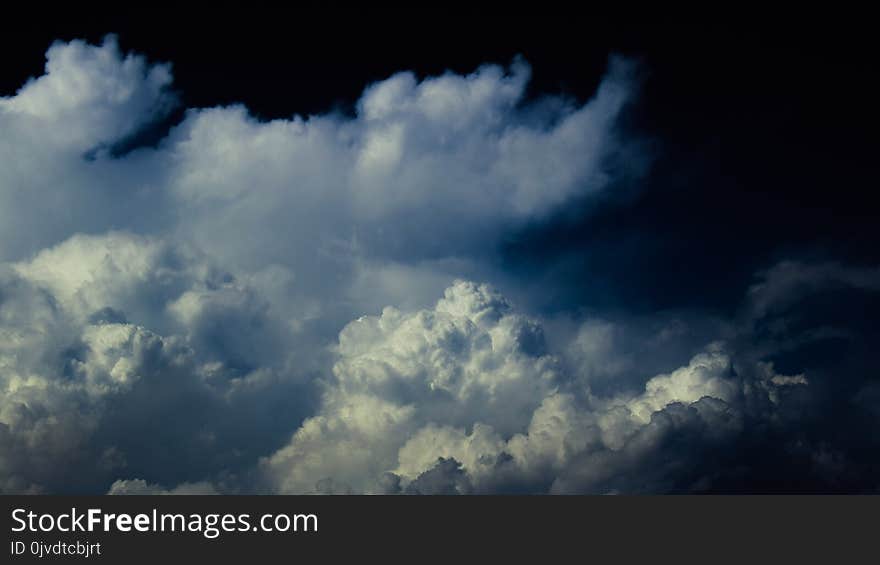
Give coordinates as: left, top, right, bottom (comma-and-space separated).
0, 233, 310, 493
1, 36, 877, 494
0, 36, 640, 494
261, 281, 807, 494
0, 36, 637, 327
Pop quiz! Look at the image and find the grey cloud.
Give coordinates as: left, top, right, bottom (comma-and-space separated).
745, 261, 880, 322
107, 479, 218, 495
404, 458, 473, 495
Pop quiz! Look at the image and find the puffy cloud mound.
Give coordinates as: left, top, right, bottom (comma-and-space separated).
262, 281, 559, 493
1, 35, 173, 148
261, 281, 805, 494
0, 232, 310, 493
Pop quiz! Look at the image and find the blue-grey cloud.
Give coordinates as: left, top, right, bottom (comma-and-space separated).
0, 36, 639, 493
1, 36, 877, 494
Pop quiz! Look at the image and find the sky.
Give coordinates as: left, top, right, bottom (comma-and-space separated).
0, 14, 878, 494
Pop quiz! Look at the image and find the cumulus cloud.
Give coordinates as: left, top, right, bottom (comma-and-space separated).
260, 281, 808, 494
0, 36, 645, 494
0, 37, 637, 326
1, 36, 876, 494
0, 232, 310, 493
2, 35, 173, 148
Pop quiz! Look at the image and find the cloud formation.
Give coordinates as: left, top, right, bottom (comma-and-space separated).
1, 36, 877, 494
0, 35, 639, 494
261, 281, 812, 494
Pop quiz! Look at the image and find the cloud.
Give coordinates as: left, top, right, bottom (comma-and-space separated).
0, 36, 644, 494
1, 35, 173, 148
260, 281, 807, 494
0, 232, 311, 493
745, 260, 880, 322
107, 479, 218, 495
0, 37, 637, 329
1, 36, 877, 494
0, 36, 176, 262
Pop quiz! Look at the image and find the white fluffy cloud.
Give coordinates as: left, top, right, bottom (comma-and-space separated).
0, 231, 311, 492
0, 36, 636, 328
261, 281, 560, 493
1, 36, 173, 148
261, 281, 804, 494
